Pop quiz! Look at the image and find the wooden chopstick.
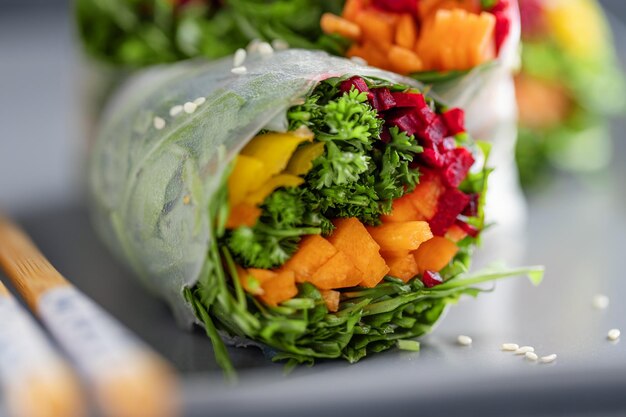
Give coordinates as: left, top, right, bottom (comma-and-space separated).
0, 280, 85, 417
0, 215, 180, 417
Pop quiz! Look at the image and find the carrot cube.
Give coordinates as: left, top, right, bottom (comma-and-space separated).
406, 175, 445, 220
259, 270, 298, 307
445, 225, 468, 243
395, 13, 418, 50
342, 0, 369, 22
320, 290, 341, 313
309, 252, 362, 290
367, 221, 433, 251
388, 45, 424, 75
328, 218, 389, 288
282, 235, 338, 283
381, 194, 425, 223
354, 9, 397, 47
382, 252, 420, 283
321, 13, 362, 41
225, 203, 261, 229
413, 236, 459, 273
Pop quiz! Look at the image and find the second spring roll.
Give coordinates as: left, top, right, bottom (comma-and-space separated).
90, 50, 541, 370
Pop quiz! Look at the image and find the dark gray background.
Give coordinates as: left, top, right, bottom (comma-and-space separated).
2, 2, 626, 416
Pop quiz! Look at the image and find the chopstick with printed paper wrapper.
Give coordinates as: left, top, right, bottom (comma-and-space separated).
0, 214, 180, 417
0, 280, 85, 417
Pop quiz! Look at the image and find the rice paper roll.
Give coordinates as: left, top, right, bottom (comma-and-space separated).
89, 50, 541, 369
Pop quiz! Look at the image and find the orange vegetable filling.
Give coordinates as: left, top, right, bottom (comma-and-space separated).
321, 0, 498, 74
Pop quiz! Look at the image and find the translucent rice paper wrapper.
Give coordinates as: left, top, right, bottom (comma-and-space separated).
429, 0, 527, 266
89, 49, 425, 327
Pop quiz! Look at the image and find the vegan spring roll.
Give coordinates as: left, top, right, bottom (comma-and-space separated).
90, 50, 541, 370
515, 0, 625, 187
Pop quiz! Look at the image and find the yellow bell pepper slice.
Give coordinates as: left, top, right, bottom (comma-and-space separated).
286, 142, 326, 176
244, 174, 304, 205
240, 131, 314, 179
228, 155, 265, 206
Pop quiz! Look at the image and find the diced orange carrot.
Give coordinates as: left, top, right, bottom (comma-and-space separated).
347, 41, 391, 70
367, 221, 433, 251
445, 225, 468, 243
380, 249, 411, 259
259, 270, 298, 307
247, 268, 277, 283
237, 266, 265, 295
381, 194, 425, 223
225, 203, 261, 229
309, 252, 362, 290
382, 252, 420, 283
328, 218, 389, 288
388, 45, 424, 75
468, 12, 496, 67
282, 235, 338, 283
320, 290, 341, 312
418, 0, 481, 19
405, 176, 445, 219
342, 0, 369, 22
395, 13, 418, 50
354, 9, 397, 47
413, 237, 459, 273
321, 13, 362, 41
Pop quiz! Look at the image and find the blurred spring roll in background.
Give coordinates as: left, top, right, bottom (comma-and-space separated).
89, 50, 541, 371
515, 0, 625, 188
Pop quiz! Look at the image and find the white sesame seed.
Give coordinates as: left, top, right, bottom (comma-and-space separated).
153, 116, 165, 130
193, 97, 206, 106
592, 294, 610, 310
233, 48, 247, 67
608, 329, 621, 341
515, 346, 535, 355
247, 39, 261, 52
525, 351, 538, 361
231, 66, 247, 75
272, 39, 289, 50
540, 354, 557, 363
169, 105, 183, 117
350, 56, 368, 66
457, 335, 472, 346
183, 101, 197, 114
258, 42, 274, 56
501, 343, 519, 351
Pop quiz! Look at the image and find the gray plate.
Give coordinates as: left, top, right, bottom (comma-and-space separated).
2, 2, 626, 416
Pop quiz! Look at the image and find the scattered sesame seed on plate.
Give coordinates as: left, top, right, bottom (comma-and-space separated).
501, 343, 519, 351
233, 48, 247, 67
525, 351, 538, 361
592, 294, 610, 310
258, 42, 274, 56
153, 116, 165, 130
457, 335, 472, 346
193, 97, 206, 106
608, 329, 621, 341
515, 346, 535, 355
272, 39, 289, 50
231, 66, 247, 75
169, 105, 183, 116
540, 354, 557, 363
183, 101, 197, 114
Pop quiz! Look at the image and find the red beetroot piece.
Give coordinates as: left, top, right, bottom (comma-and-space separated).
421, 270, 443, 288
372, 0, 418, 17
442, 108, 466, 135
372, 88, 396, 111
442, 148, 475, 187
387, 108, 423, 137
489, 0, 511, 53
455, 220, 480, 238
391, 92, 426, 108
429, 188, 471, 236
462, 193, 481, 217
417, 116, 447, 148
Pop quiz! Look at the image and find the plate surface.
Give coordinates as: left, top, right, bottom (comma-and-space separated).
1, 3, 626, 416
